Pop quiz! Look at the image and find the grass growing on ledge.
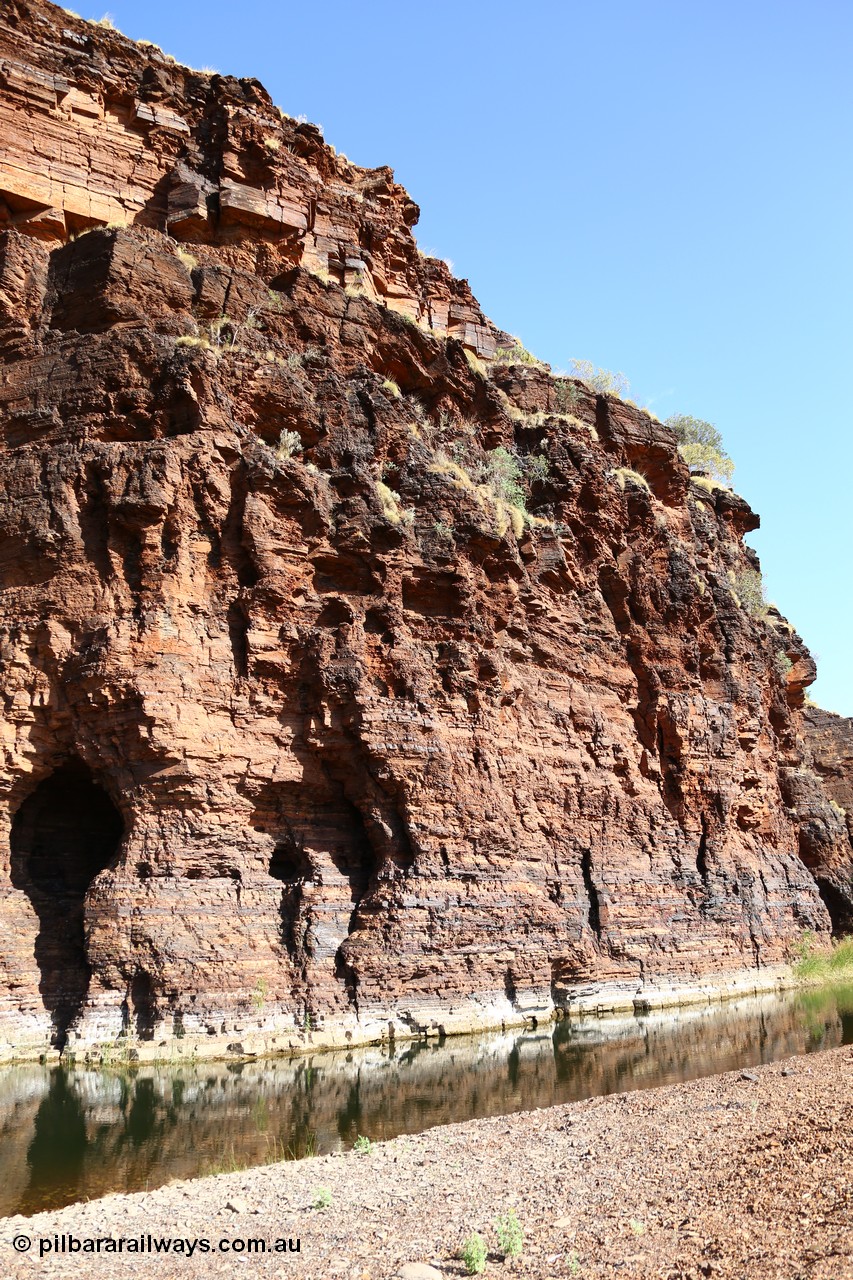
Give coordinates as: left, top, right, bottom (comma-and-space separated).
613, 466, 650, 492
375, 481, 414, 527
794, 934, 853, 982
491, 338, 544, 368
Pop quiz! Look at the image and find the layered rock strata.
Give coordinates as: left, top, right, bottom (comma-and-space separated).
0, 0, 850, 1062
797, 706, 853, 932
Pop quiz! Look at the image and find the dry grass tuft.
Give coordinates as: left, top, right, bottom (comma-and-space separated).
613, 467, 650, 492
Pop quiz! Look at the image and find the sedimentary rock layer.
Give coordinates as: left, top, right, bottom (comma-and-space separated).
798, 705, 853, 932
0, 0, 850, 1062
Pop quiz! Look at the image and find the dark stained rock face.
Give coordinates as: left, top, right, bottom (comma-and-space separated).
798, 706, 853, 934
0, 0, 850, 1062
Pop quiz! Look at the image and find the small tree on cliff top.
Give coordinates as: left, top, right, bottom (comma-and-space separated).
666, 414, 734, 486
568, 359, 630, 399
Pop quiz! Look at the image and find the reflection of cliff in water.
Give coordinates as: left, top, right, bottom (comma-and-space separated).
0, 986, 851, 1217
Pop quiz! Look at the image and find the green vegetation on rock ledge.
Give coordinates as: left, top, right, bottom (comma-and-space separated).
568, 359, 630, 398
794, 934, 853, 982
666, 413, 735, 486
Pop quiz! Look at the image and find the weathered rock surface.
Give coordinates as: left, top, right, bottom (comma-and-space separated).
798, 705, 853, 931
0, 0, 850, 1063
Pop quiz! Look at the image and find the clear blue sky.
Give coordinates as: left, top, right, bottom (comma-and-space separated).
94, 0, 853, 716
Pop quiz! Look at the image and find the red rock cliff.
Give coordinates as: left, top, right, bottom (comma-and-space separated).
0, 0, 850, 1062
797, 706, 853, 933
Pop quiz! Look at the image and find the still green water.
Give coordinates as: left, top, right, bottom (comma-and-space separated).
1, 984, 851, 1218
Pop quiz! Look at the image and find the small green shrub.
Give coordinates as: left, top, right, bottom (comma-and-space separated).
474, 448, 527, 537
666, 414, 734, 485
494, 1207, 523, 1257
729, 569, 766, 617
381, 377, 401, 398
568, 359, 629, 398
312, 1187, 332, 1210
427, 428, 532, 538
460, 1232, 487, 1275
353, 1134, 373, 1155
554, 379, 580, 412
483, 446, 525, 508
523, 453, 550, 484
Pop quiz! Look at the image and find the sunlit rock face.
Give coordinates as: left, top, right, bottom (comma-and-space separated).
0, 0, 848, 1063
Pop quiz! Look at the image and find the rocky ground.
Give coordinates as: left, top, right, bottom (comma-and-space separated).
1, 1044, 850, 1280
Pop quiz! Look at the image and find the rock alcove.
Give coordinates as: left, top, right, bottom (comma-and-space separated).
10, 762, 124, 1047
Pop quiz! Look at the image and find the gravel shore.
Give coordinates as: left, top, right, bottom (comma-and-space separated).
1, 1044, 850, 1280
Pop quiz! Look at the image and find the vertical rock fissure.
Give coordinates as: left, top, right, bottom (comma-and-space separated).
581, 848, 602, 939
696, 816, 710, 885
226, 600, 249, 678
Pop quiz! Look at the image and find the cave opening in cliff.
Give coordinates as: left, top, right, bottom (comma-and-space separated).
126, 970, 156, 1040
815, 878, 852, 937
269, 840, 313, 955
9, 760, 124, 1048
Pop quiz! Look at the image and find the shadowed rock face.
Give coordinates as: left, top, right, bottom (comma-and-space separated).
10, 761, 124, 1046
798, 707, 853, 933
0, 0, 850, 1062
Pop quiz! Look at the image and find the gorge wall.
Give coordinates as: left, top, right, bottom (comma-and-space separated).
1, 0, 851, 1063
